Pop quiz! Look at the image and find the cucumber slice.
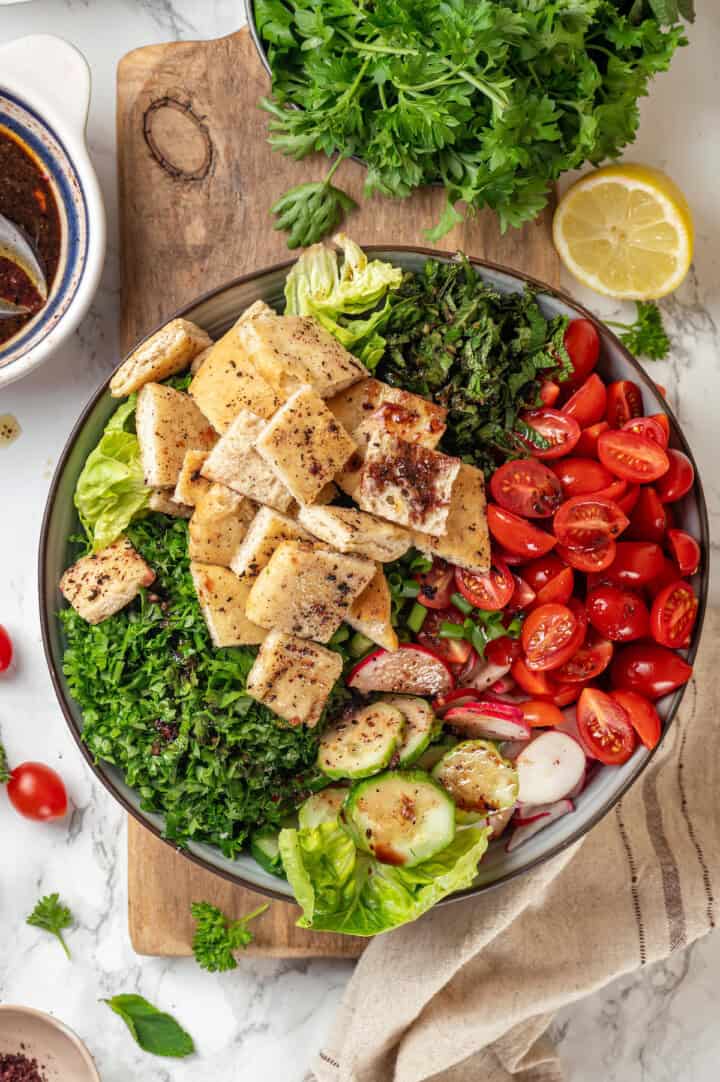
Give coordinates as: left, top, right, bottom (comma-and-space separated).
298, 786, 348, 830
318, 702, 405, 780
250, 829, 285, 878
345, 770, 455, 867
415, 734, 458, 772
433, 740, 518, 818
382, 695, 438, 766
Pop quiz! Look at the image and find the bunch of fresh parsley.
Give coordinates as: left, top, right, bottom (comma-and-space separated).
256, 0, 693, 245
376, 255, 572, 475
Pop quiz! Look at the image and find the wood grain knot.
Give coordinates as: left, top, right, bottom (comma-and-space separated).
143, 97, 213, 181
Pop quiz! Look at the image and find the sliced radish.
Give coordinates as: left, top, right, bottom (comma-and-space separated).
557, 709, 598, 760
458, 655, 512, 692
516, 732, 586, 805
499, 738, 531, 762
347, 644, 454, 696
478, 804, 515, 840
487, 675, 516, 695
506, 798, 574, 852
445, 701, 531, 742
432, 688, 478, 716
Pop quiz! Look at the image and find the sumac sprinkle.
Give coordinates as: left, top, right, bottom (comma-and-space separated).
0, 1052, 47, 1082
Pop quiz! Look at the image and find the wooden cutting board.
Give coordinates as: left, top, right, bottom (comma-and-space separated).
118, 26, 560, 957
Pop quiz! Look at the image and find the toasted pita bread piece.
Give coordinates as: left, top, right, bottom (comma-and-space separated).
188, 483, 256, 566
246, 630, 343, 727
60, 537, 155, 625
200, 409, 294, 512
136, 383, 216, 489
173, 449, 211, 507
246, 540, 375, 642
327, 378, 447, 448
148, 489, 192, 518
345, 565, 398, 652
255, 385, 356, 506
411, 463, 491, 574
110, 318, 212, 397
229, 507, 311, 582
190, 562, 267, 647
296, 505, 411, 563
236, 314, 367, 398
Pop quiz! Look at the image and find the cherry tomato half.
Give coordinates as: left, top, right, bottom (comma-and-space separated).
649, 413, 671, 442
575, 421, 609, 458
519, 699, 565, 729
562, 374, 607, 428
666, 529, 701, 576
601, 541, 666, 589
455, 560, 515, 612
539, 379, 561, 407
508, 574, 536, 612
490, 458, 563, 519
487, 505, 557, 558
418, 609, 472, 666
655, 449, 695, 504
553, 495, 629, 550
556, 539, 617, 573
520, 409, 581, 460
610, 690, 662, 750
597, 430, 669, 484
611, 642, 693, 700
0, 625, 12, 673
644, 556, 682, 599
552, 457, 612, 499
625, 486, 667, 544
6, 762, 68, 821
511, 657, 554, 697
553, 629, 613, 683
521, 602, 585, 672
650, 580, 698, 648
622, 415, 669, 448
616, 484, 640, 516
415, 559, 454, 610
606, 380, 643, 428
485, 635, 522, 668
520, 554, 565, 593
577, 688, 636, 765
564, 319, 600, 384
586, 585, 650, 642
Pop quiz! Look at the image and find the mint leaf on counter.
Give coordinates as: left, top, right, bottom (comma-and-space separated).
27, 893, 73, 959
104, 995, 195, 1058
190, 901, 268, 972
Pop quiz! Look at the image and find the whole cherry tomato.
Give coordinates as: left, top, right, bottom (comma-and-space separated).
610, 690, 662, 750
625, 486, 667, 544
650, 580, 699, 648
606, 380, 643, 428
655, 449, 695, 504
6, 763, 68, 821
0, 625, 12, 673
666, 529, 701, 576
487, 505, 557, 558
600, 541, 665, 588
577, 688, 636, 765
586, 584, 650, 642
610, 642, 693, 701
564, 319, 600, 384
490, 458, 563, 518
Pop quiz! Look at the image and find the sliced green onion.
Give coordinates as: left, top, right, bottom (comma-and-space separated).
439, 621, 465, 640
450, 591, 473, 615
387, 571, 404, 592
349, 632, 375, 658
329, 625, 350, 646
470, 624, 489, 654
407, 603, 428, 633
505, 616, 523, 638
401, 579, 421, 598
409, 553, 433, 574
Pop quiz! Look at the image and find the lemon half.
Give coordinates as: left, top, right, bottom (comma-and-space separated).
553, 164, 693, 300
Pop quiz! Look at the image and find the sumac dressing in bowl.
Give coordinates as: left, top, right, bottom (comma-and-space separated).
0, 128, 61, 346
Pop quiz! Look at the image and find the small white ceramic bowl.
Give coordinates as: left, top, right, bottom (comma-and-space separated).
0, 34, 106, 388
0, 1005, 100, 1081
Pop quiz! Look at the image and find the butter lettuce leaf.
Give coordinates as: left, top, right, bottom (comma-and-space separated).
74, 396, 150, 552
284, 235, 402, 370
279, 819, 489, 936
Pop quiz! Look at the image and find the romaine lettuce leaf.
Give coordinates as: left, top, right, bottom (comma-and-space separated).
284, 235, 402, 370
74, 396, 150, 552
279, 819, 490, 936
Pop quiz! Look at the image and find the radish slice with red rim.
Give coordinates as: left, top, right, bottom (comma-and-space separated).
347, 644, 454, 696
458, 656, 512, 692
506, 798, 574, 852
516, 731, 586, 805
432, 688, 479, 716
445, 700, 531, 742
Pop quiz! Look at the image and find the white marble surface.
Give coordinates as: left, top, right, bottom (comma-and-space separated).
0, 2, 717, 1079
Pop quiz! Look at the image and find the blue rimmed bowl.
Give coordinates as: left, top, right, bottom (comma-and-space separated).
0, 34, 106, 388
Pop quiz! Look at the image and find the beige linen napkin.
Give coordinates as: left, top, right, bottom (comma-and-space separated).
310, 608, 718, 1082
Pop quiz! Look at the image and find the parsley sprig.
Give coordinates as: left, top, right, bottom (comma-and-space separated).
0, 739, 9, 784
607, 301, 670, 360
269, 155, 357, 249
256, 0, 693, 243
27, 893, 74, 959
190, 901, 268, 972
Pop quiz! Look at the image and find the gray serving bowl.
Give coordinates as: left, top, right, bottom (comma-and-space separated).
39, 248, 709, 906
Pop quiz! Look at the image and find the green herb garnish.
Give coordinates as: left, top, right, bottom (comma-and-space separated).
27, 893, 73, 959
607, 301, 670, 360
190, 901, 268, 972
269, 156, 357, 248
0, 739, 9, 784
104, 995, 194, 1058
257, 0, 692, 243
